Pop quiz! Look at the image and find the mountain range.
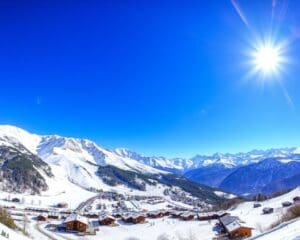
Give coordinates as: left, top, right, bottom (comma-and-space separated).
0, 125, 299, 198
0, 125, 224, 204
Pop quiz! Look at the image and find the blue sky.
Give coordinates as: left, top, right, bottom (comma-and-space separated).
1, 0, 300, 158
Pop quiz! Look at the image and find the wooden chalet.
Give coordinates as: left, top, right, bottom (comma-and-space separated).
253, 203, 262, 208
64, 214, 89, 232
262, 207, 274, 214
180, 212, 195, 221
131, 213, 145, 224
170, 210, 183, 218
122, 213, 145, 224
198, 213, 219, 221
57, 202, 68, 208
37, 214, 47, 221
198, 211, 228, 221
282, 201, 292, 207
219, 215, 252, 239
162, 210, 171, 217
147, 210, 165, 219
99, 213, 115, 225
293, 196, 300, 204
48, 212, 60, 220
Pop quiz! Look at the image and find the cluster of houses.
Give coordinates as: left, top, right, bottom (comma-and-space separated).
254, 195, 300, 215
35, 208, 255, 239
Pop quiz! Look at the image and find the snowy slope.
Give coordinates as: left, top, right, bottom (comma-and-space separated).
249, 218, 300, 240
0, 222, 30, 240
229, 186, 300, 235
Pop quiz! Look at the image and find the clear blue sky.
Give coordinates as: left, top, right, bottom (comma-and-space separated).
1, 0, 300, 158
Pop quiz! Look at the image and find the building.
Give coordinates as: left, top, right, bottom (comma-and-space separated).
282, 201, 292, 207
198, 213, 219, 221
48, 212, 60, 219
37, 214, 47, 221
64, 214, 89, 232
219, 215, 252, 239
253, 203, 262, 208
293, 196, 300, 204
170, 210, 182, 218
198, 211, 228, 221
262, 207, 274, 214
57, 202, 68, 208
131, 213, 145, 224
99, 213, 115, 225
180, 212, 195, 221
147, 210, 164, 219
122, 213, 145, 224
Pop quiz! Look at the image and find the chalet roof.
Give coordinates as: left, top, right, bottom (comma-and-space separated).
219, 215, 240, 226
99, 213, 115, 221
64, 214, 88, 225
181, 212, 195, 218
148, 210, 164, 215
131, 213, 145, 219
263, 207, 273, 211
226, 220, 241, 233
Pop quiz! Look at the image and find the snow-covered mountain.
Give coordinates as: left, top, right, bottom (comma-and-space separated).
115, 147, 300, 173
114, 148, 192, 173
219, 157, 300, 195
114, 146, 300, 194
0, 125, 224, 204
1, 124, 299, 197
0, 125, 167, 191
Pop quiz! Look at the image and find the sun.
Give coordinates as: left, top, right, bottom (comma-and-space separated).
251, 42, 285, 76
254, 45, 280, 73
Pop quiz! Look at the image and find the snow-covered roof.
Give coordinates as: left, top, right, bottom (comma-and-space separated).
64, 214, 88, 225
220, 215, 240, 226
181, 212, 195, 217
99, 213, 115, 221
225, 220, 241, 233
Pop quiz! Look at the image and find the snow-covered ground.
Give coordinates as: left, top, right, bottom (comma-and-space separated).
249, 217, 300, 240
0, 180, 97, 209
52, 218, 217, 240
0, 222, 30, 240
229, 186, 300, 234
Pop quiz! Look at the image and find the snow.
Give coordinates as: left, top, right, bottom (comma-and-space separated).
0, 222, 30, 240
229, 187, 300, 235
249, 218, 300, 240
0, 125, 41, 154
0, 125, 169, 199
53, 218, 217, 240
